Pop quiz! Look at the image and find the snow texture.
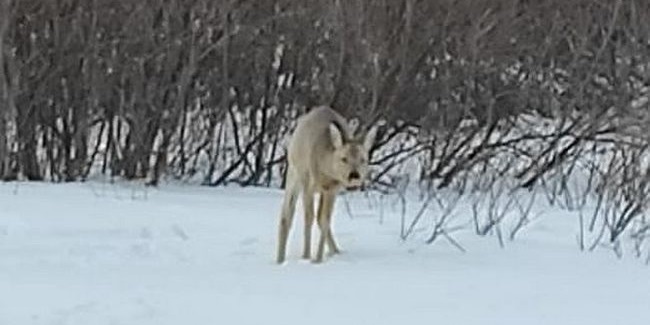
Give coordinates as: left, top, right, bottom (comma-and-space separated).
0, 182, 648, 325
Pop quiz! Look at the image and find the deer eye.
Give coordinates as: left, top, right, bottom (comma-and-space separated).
341, 157, 349, 163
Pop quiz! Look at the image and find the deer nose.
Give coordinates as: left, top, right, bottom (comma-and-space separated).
349, 171, 361, 180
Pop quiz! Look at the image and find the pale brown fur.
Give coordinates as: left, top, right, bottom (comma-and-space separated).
276, 106, 378, 264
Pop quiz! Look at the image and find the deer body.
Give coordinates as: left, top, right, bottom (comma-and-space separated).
276, 106, 378, 264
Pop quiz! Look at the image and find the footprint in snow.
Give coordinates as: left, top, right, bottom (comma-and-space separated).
171, 224, 189, 241
240, 237, 258, 246
231, 237, 259, 257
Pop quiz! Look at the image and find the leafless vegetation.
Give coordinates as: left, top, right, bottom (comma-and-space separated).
1, 0, 650, 257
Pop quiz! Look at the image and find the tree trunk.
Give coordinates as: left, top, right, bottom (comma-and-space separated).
17, 105, 41, 181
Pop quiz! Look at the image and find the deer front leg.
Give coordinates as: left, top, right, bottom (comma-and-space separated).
314, 191, 336, 263
325, 194, 340, 255
314, 192, 340, 255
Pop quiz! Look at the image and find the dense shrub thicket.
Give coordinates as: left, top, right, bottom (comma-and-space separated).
1, 0, 649, 255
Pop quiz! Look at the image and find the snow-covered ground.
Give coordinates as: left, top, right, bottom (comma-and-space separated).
0, 182, 648, 325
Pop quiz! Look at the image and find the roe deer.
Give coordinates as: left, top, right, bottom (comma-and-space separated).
276, 106, 379, 264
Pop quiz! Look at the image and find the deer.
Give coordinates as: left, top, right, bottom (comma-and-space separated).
276, 106, 379, 264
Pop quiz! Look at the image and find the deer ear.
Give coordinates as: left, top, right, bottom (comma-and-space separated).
363, 125, 379, 151
329, 123, 344, 149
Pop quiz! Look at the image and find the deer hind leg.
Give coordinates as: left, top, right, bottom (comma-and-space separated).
276, 168, 300, 264
314, 191, 337, 263
302, 186, 316, 259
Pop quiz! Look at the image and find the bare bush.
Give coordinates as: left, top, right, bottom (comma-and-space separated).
1, 0, 650, 257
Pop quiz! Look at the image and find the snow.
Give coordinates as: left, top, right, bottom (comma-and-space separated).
0, 182, 648, 325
